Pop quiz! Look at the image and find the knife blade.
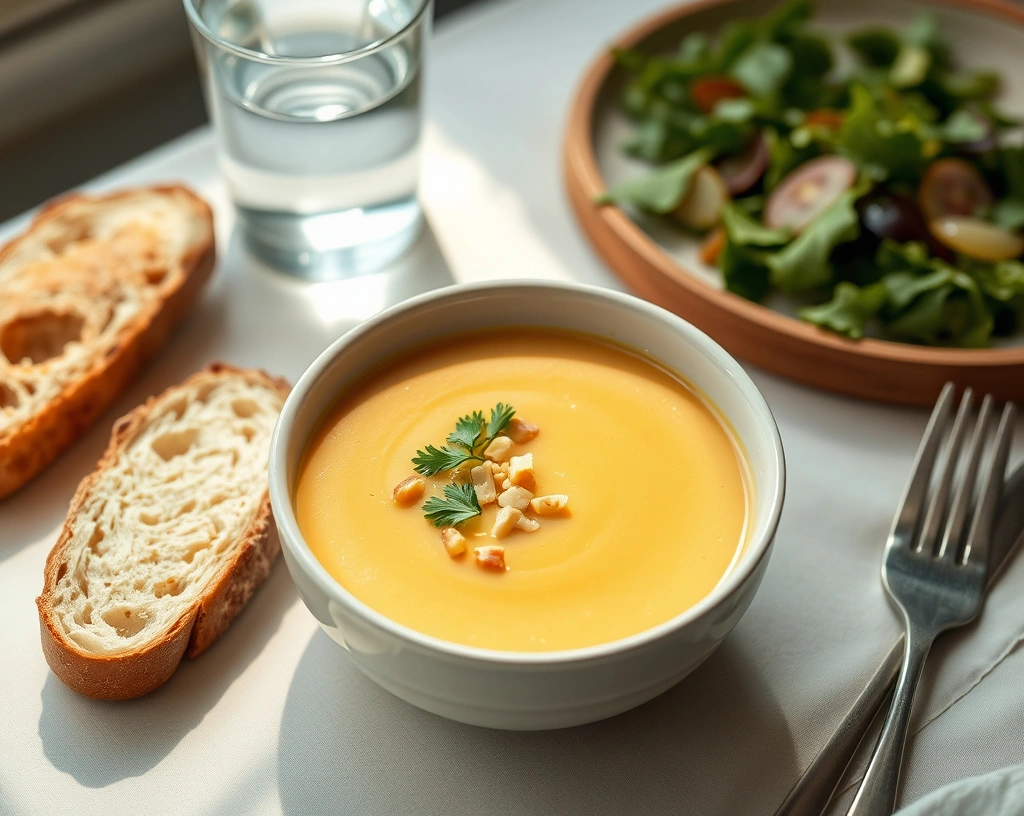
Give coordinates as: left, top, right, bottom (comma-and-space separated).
774, 460, 1024, 816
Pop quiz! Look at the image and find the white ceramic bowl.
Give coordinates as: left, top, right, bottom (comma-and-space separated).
269, 281, 785, 730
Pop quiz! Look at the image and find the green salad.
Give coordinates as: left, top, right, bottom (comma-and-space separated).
598, 0, 1024, 347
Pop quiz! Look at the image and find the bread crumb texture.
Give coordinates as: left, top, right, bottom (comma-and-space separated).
47, 370, 284, 656
0, 189, 207, 441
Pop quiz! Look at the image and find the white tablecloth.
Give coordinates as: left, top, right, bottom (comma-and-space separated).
896, 764, 1024, 816
2, 1, 1023, 813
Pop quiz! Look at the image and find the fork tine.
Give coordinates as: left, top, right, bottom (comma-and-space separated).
963, 401, 1018, 569
889, 382, 956, 549
939, 394, 990, 562
917, 389, 973, 554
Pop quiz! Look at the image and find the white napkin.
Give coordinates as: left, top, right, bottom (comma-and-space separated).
896, 765, 1024, 816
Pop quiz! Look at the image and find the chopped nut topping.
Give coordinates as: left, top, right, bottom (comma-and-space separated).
515, 515, 540, 532
475, 544, 507, 570
392, 475, 426, 507
507, 416, 540, 444
471, 462, 497, 505
440, 527, 467, 558
498, 485, 533, 511
408, 405, 566, 574
491, 506, 523, 539
483, 435, 513, 463
508, 453, 536, 490
530, 494, 569, 516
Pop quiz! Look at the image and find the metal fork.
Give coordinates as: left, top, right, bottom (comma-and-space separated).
845, 384, 1017, 816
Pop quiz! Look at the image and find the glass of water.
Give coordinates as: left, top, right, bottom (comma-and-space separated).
183, 0, 430, 279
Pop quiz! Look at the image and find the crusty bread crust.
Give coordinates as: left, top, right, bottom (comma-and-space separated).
187, 497, 280, 658
0, 185, 215, 500
36, 363, 290, 700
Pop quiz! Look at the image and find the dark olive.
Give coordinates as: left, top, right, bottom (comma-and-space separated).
857, 194, 956, 262
858, 194, 931, 243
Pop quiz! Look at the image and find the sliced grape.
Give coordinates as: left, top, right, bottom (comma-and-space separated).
764, 156, 857, 233
716, 134, 769, 195
673, 165, 729, 231
930, 216, 1024, 261
918, 158, 994, 221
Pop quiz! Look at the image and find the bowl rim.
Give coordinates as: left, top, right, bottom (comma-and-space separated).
268, 279, 786, 665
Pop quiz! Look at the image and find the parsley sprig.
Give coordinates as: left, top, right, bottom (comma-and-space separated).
412, 403, 516, 476
422, 483, 482, 528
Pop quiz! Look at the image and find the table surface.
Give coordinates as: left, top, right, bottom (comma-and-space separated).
2, 1, 1024, 814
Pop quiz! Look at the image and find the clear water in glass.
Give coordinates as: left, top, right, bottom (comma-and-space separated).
191, 0, 428, 278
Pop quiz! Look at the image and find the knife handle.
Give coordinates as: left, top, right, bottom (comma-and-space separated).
773, 641, 901, 816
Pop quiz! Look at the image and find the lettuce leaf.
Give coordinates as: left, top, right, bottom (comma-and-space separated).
713, 21, 759, 72
731, 42, 793, 97
938, 109, 989, 144
677, 32, 710, 64
786, 34, 833, 75
884, 271, 992, 347
846, 13, 991, 118
764, 127, 821, 190
763, 0, 814, 40
596, 148, 714, 213
799, 281, 887, 338
836, 84, 930, 182
875, 241, 994, 346
1001, 147, 1024, 199
968, 259, 1024, 302
798, 241, 995, 346
992, 199, 1024, 232
764, 188, 862, 292
847, 29, 901, 67
719, 239, 772, 302
717, 204, 790, 301
721, 203, 791, 246
902, 14, 951, 70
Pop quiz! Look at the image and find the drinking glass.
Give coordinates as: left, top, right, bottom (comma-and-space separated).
183, 0, 431, 279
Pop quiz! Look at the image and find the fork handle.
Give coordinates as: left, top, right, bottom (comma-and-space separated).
846, 625, 936, 816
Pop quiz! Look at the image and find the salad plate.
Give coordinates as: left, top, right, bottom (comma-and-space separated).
565, 0, 1024, 405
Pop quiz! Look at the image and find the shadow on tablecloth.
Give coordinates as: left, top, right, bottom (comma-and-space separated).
36, 559, 298, 787
276, 628, 798, 815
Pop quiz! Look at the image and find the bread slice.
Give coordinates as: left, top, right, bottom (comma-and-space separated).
36, 363, 289, 699
0, 185, 215, 500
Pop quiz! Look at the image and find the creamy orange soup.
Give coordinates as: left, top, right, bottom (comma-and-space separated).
295, 329, 749, 651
